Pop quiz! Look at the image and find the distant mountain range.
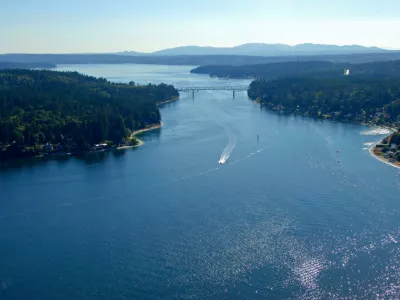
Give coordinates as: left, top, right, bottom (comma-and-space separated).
118, 43, 389, 57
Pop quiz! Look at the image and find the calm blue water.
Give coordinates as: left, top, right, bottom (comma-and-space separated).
1, 64, 400, 299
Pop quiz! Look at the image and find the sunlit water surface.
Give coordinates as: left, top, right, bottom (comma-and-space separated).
1, 64, 400, 299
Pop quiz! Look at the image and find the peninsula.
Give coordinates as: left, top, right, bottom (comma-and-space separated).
0, 69, 179, 160
370, 130, 400, 168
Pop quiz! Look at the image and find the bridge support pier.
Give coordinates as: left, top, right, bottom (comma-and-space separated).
192, 90, 195, 98
233, 90, 235, 98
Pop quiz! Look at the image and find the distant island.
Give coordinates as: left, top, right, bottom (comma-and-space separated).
0, 69, 178, 161
0, 62, 56, 69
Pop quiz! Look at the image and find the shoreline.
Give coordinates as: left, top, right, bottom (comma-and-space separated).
157, 97, 179, 105
87, 97, 172, 151
1, 123, 163, 161
256, 100, 400, 128
254, 100, 400, 169
369, 133, 400, 170
117, 122, 163, 150
130, 122, 163, 136
116, 139, 144, 150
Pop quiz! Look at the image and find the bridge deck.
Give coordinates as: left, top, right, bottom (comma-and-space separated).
177, 85, 248, 92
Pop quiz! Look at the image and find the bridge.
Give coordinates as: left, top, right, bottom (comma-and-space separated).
177, 85, 249, 98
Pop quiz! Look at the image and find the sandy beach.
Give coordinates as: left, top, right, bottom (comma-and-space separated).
116, 96, 174, 150
116, 139, 144, 150
130, 123, 162, 136
157, 97, 179, 105
116, 123, 163, 150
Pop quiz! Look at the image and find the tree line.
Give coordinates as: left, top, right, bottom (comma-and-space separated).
191, 60, 400, 80
391, 131, 400, 145
248, 77, 400, 126
0, 69, 178, 160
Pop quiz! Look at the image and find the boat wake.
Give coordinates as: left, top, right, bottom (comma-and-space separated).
218, 133, 236, 164
230, 148, 265, 165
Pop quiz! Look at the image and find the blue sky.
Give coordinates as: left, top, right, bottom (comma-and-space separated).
1, 0, 399, 53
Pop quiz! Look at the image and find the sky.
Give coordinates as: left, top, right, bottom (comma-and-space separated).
1, 0, 400, 53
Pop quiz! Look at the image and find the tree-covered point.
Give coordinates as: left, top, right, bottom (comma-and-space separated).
0, 69, 179, 160
248, 77, 400, 126
191, 60, 400, 80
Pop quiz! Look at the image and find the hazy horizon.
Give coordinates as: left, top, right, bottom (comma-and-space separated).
1, 0, 400, 54
2, 43, 398, 55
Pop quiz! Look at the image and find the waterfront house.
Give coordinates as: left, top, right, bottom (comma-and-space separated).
92, 143, 108, 151
44, 143, 53, 151
384, 151, 395, 159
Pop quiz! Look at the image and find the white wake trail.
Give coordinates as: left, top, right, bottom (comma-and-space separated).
218, 134, 236, 164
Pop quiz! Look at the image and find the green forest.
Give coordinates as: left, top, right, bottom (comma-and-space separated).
248, 77, 400, 126
192, 60, 400, 80
0, 69, 178, 160
391, 131, 400, 145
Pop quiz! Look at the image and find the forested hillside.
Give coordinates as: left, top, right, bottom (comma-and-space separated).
248, 77, 400, 126
192, 60, 400, 80
0, 70, 178, 160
